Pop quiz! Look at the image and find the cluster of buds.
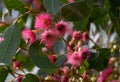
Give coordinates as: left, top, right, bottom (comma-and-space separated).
12, 59, 24, 82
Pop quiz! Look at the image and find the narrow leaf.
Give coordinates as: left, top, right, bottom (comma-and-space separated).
0, 23, 21, 65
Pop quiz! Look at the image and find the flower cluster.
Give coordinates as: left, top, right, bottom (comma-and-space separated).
21, 12, 119, 82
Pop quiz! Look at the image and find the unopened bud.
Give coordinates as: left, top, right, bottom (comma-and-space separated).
45, 75, 53, 80
42, 47, 48, 53
82, 32, 89, 42
48, 55, 57, 63
17, 75, 24, 82
61, 75, 68, 82
113, 45, 118, 50
109, 57, 117, 65
91, 76, 96, 82
13, 59, 23, 70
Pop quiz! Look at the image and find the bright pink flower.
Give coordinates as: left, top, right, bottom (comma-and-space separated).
82, 32, 89, 42
68, 0, 74, 3
13, 59, 22, 70
97, 67, 114, 82
0, 37, 4, 43
48, 55, 56, 63
61, 75, 68, 82
72, 31, 82, 40
17, 75, 24, 82
40, 30, 56, 48
35, 13, 53, 30
78, 48, 92, 59
22, 29, 36, 44
54, 20, 72, 37
67, 51, 84, 67
63, 66, 70, 75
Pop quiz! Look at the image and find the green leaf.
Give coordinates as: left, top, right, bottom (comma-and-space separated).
43, 0, 63, 14
22, 74, 39, 82
74, 17, 89, 31
89, 48, 111, 71
55, 55, 67, 67
109, 12, 120, 38
0, 67, 8, 82
3, 0, 26, 15
78, 66, 86, 75
61, 1, 91, 21
54, 40, 66, 55
0, 23, 10, 33
16, 54, 34, 71
90, 7, 104, 27
29, 41, 58, 73
0, 23, 21, 65
109, 0, 120, 38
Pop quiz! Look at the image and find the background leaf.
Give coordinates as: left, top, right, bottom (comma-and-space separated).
22, 74, 39, 82
43, 0, 63, 14
29, 41, 58, 73
89, 48, 111, 71
3, 0, 26, 15
61, 1, 91, 21
109, 0, 120, 38
0, 23, 21, 65
0, 67, 8, 82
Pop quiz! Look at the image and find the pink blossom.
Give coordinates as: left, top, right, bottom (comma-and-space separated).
68, 0, 74, 3
67, 51, 84, 67
17, 75, 24, 82
13, 59, 22, 70
63, 66, 70, 75
40, 30, 56, 48
97, 67, 114, 82
61, 75, 68, 82
72, 31, 82, 40
48, 55, 56, 63
78, 48, 92, 59
82, 32, 89, 42
54, 20, 72, 37
35, 13, 53, 30
22, 29, 36, 44
0, 37, 4, 43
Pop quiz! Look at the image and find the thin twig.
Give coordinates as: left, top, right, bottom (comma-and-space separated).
89, 37, 100, 49
60, 37, 74, 51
